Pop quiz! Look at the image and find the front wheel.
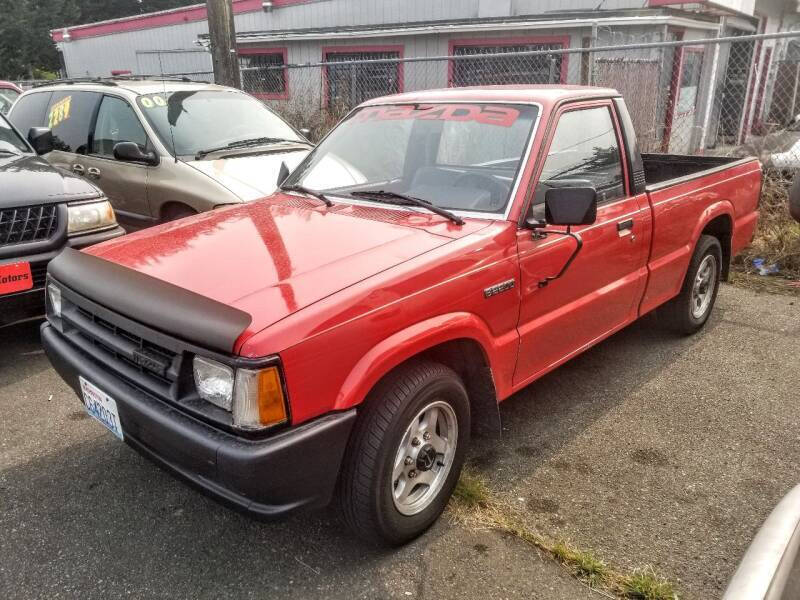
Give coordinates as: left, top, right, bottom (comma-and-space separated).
662, 234, 722, 335
337, 360, 470, 545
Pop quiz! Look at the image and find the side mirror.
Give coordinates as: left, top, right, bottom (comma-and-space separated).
277, 161, 290, 186
113, 141, 159, 166
28, 127, 54, 155
299, 128, 311, 137
544, 187, 598, 226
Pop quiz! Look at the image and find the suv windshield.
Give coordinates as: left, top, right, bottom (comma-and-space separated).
136, 90, 304, 157
0, 113, 30, 154
286, 102, 539, 214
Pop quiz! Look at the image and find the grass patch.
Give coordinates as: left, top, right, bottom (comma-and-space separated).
620, 567, 678, 600
452, 469, 491, 508
449, 471, 679, 598
552, 541, 609, 586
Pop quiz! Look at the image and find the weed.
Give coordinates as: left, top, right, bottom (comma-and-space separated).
620, 567, 678, 600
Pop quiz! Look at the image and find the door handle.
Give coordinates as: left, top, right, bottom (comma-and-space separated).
617, 219, 634, 232
87, 167, 101, 180
71, 164, 85, 175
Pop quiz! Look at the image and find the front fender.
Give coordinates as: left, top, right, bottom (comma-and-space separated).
333, 312, 516, 412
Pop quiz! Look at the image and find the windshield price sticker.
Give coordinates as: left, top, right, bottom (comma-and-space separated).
48, 96, 72, 128
355, 104, 521, 127
139, 94, 168, 109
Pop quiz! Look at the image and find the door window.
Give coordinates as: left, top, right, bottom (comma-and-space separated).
532, 106, 625, 213
7, 91, 52, 136
92, 95, 148, 157
45, 91, 100, 154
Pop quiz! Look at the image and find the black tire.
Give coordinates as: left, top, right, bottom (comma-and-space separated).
661, 234, 722, 335
337, 360, 470, 546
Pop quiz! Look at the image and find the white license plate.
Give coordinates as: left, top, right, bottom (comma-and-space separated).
80, 376, 124, 441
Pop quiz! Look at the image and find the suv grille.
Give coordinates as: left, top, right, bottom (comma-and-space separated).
0, 205, 58, 246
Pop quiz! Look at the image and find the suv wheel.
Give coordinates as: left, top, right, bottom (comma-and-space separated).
338, 360, 470, 545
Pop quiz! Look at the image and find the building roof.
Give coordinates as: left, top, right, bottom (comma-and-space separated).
361, 85, 621, 108
221, 8, 723, 45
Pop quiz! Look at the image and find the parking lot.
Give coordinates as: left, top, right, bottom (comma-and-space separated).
1, 283, 797, 599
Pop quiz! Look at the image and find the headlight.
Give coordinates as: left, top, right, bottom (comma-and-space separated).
193, 356, 234, 410
68, 199, 117, 235
193, 356, 288, 429
46, 283, 62, 318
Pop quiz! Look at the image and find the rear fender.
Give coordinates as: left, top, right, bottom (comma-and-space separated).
333, 312, 511, 412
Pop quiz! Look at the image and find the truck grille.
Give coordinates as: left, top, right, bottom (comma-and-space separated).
0, 205, 58, 246
67, 305, 181, 392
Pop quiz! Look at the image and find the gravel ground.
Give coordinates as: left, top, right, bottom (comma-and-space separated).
1, 283, 797, 599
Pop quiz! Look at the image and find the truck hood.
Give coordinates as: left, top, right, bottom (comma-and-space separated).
0, 153, 101, 207
85, 194, 489, 338
186, 147, 310, 201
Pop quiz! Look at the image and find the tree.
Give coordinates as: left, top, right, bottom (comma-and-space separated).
0, 0, 197, 79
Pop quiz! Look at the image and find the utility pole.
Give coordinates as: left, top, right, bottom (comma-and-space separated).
206, 0, 241, 88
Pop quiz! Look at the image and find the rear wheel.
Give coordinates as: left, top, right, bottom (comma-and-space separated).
662, 234, 722, 335
337, 360, 470, 545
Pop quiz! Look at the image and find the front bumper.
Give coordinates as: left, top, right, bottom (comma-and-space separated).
0, 226, 125, 327
41, 322, 357, 518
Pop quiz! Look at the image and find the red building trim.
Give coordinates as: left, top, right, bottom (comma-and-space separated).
447, 36, 571, 87
321, 45, 405, 108
239, 47, 289, 100
751, 46, 772, 134
50, 0, 316, 42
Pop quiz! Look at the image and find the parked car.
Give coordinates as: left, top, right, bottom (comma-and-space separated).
0, 111, 124, 328
0, 81, 22, 115
723, 483, 800, 599
41, 86, 761, 545
8, 78, 312, 230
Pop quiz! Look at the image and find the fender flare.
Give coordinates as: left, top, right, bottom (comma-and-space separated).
333, 312, 505, 412
684, 200, 735, 279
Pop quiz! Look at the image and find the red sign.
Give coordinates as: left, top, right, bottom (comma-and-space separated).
355, 104, 521, 128
0, 262, 34, 295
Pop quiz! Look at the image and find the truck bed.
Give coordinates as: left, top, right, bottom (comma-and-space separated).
642, 153, 753, 190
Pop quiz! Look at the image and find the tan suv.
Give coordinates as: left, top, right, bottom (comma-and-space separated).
8, 78, 312, 230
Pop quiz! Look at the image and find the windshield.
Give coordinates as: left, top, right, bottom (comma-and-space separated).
136, 90, 304, 157
285, 103, 539, 214
0, 113, 29, 154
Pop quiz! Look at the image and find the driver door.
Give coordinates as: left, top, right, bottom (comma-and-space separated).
513, 101, 651, 386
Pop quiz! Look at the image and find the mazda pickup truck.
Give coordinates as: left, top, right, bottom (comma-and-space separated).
41, 86, 761, 545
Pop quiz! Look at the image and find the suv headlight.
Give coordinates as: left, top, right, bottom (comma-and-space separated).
68, 199, 117, 235
193, 356, 288, 430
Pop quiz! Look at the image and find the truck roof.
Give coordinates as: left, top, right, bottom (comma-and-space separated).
362, 85, 621, 108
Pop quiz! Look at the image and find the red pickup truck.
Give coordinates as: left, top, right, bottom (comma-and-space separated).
41, 86, 761, 545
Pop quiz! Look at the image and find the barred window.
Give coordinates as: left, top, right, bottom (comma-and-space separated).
677, 48, 704, 114
451, 42, 566, 87
239, 51, 287, 97
325, 50, 401, 109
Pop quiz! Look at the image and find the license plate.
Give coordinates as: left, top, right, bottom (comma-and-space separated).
0, 262, 33, 295
80, 377, 124, 441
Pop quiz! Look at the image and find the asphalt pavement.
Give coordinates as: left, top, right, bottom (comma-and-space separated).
1, 283, 798, 599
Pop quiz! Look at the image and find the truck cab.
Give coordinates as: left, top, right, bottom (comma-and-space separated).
40, 86, 761, 545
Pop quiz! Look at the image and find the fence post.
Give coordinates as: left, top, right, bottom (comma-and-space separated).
588, 21, 598, 86
700, 23, 724, 151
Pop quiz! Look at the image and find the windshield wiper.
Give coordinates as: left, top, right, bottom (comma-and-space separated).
349, 190, 464, 225
195, 136, 308, 160
279, 183, 333, 207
